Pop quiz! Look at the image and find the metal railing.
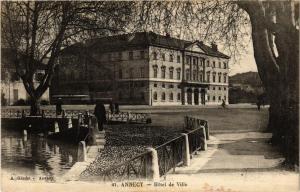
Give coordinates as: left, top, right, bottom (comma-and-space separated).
98, 150, 152, 181
1, 109, 30, 118
184, 116, 209, 139
156, 135, 185, 177
97, 121, 207, 181
188, 127, 204, 154
1, 109, 151, 124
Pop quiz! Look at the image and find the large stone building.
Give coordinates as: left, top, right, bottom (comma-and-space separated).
51, 32, 230, 105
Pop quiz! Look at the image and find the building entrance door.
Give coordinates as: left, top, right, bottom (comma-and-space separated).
201, 89, 206, 105
194, 89, 199, 105
187, 88, 192, 105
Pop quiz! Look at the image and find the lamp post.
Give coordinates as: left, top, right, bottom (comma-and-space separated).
150, 88, 152, 106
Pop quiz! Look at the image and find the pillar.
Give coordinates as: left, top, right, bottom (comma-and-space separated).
181, 133, 191, 166
146, 147, 160, 180
191, 88, 194, 105
184, 88, 188, 105
54, 121, 59, 133
68, 118, 72, 129
200, 126, 207, 151
91, 116, 98, 145
205, 121, 210, 140
77, 141, 87, 162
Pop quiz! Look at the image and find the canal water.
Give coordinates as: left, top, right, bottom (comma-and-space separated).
1, 126, 78, 179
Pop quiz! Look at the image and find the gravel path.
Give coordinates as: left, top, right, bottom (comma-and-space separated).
79, 124, 184, 180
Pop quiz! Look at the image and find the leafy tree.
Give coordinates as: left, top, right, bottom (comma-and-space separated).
1, 1, 133, 115
130, 0, 299, 167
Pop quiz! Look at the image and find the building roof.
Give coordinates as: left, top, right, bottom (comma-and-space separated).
62, 32, 230, 59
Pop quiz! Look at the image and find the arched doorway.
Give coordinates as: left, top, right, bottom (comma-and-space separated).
194, 89, 199, 105
187, 88, 192, 105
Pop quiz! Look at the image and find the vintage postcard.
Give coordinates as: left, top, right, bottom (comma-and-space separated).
1, 1, 299, 192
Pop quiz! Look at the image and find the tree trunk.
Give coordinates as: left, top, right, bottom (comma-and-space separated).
237, 1, 299, 168
30, 97, 41, 116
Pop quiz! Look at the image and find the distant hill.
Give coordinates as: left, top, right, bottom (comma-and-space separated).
228, 72, 267, 104
229, 72, 263, 87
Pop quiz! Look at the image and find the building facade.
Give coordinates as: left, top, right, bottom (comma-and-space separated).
1, 48, 49, 105
52, 32, 229, 105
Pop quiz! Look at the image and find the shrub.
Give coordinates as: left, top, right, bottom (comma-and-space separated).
13, 99, 27, 106
40, 100, 49, 105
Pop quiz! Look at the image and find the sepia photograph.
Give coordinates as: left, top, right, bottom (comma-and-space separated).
1, 1, 299, 192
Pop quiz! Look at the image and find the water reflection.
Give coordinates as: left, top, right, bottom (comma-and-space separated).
1, 127, 78, 177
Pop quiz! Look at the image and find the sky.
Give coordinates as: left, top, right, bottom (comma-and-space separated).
229, 45, 257, 76
228, 42, 258, 76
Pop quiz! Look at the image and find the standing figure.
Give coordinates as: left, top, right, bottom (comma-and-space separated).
256, 99, 261, 111
94, 102, 107, 131
109, 101, 114, 114
115, 102, 120, 114
56, 98, 63, 115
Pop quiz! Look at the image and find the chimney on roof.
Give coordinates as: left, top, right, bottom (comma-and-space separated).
166, 33, 171, 38
211, 42, 218, 51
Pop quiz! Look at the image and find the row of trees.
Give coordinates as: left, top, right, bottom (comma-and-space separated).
1, 1, 298, 166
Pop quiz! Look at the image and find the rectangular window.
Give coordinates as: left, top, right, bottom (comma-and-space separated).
118, 52, 122, 60
199, 73, 203, 82
153, 68, 158, 78
129, 51, 133, 60
213, 61, 216, 68
177, 55, 180, 63
162, 83, 165, 88
207, 60, 210, 67
219, 62, 221, 68
169, 54, 173, 62
219, 75, 221, 82
161, 67, 166, 78
153, 52, 158, 60
140, 51, 145, 59
162, 53, 165, 61
223, 62, 227, 69
129, 68, 133, 78
169, 70, 173, 79
177, 93, 181, 101
119, 69, 122, 79
186, 56, 190, 65
207, 73, 210, 82
154, 83, 157, 87
140, 67, 144, 78
177, 70, 181, 80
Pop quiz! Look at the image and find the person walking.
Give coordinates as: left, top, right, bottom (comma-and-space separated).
94, 101, 107, 131
221, 99, 226, 109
